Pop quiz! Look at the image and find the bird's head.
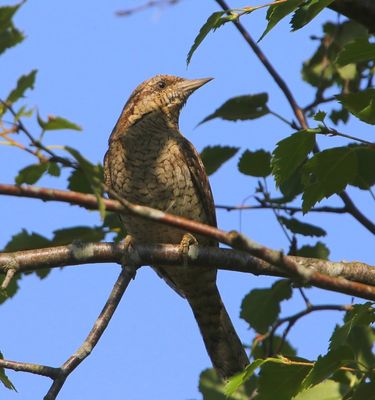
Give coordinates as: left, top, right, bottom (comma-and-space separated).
116, 75, 213, 131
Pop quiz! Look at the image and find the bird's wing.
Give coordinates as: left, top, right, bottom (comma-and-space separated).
179, 136, 217, 230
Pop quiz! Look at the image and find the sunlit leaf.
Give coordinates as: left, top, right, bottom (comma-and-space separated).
291, 0, 334, 31
38, 115, 82, 131
0, 352, 16, 391
271, 131, 315, 187
337, 89, 375, 125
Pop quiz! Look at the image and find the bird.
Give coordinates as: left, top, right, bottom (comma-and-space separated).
103, 74, 248, 379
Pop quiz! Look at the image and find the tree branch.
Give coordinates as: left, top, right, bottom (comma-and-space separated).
215, 203, 347, 214
1, 242, 375, 298
214, 0, 375, 235
44, 266, 135, 400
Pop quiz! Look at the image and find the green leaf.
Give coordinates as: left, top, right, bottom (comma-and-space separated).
4, 229, 50, 252
52, 226, 105, 246
329, 107, 349, 125
47, 162, 61, 177
291, 0, 334, 31
271, 131, 315, 187
330, 303, 375, 351
294, 380, 349, 400
200, 145, 239, 176
38, 115, 82, 131
259, 0, 303, 41
0, 352, 16, 391
225, 359, 264, 397
240, 280, 292, 333
187, 11, 224, 65
199, 368, 253, 400
65, 147, 105, 218
199, 94, 269, 125
352, 379, 375, 400
15, 163, 48, 185
0, 25, 24, 54
238, 149, 271, 177
257, 359, 310, 400
313, 110, 326, 122
252, 335, 297, 359
0, 3, 21, 29
346, 325, 375, 369
302, 146, 357, 212
278, 216, 326, 237
349, 146, 375, 190
336, 37, 375, 66
6, 70, 37, 104
301, 346, 353, 389
337, 89, 375, 125
0, 3, 24, 55
295, 242, 329, 260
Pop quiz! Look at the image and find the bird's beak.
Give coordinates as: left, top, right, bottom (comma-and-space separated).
177, 77, 213, 94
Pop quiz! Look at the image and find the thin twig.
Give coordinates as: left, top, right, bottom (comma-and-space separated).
215, 203, 347, 214
268, 304, 351, 355
214, 0, 375, 235
44, 266, 135, 400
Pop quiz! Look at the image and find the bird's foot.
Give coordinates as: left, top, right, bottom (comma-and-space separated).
121, 235, 140, 279
179, 233, 198, 267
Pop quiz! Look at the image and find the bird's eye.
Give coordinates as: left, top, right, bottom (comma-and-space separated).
158, 80, 166, 89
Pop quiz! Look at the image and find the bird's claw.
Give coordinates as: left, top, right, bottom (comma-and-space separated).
179, 233, 198, 267
121, 235, 140, 279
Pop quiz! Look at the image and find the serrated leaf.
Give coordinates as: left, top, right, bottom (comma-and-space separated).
199, 368, 253, 400
313, 110, 326, 122
295, 242, 330, 260
337, 89, 375, 125
346, 325, 375, 369
4, 229, 50, 252
271, 131, 315, 187
238, 149, 271, 177
294, 380, 349, 400
38, 115, 82, 131
0, 352, 16, 391
291, 0, 334, 31
349, 146, 375, 189
330, 303, 375, 351
199, 94, 269, 125
52, 226, 105, 245
0, 4, 21, 29
278, 216, 326, 237
187, 11, 225, 65
302, 146, 357, 212
6, 70, 37, 104
301, 346, 353, 390
200, 145, 239, 176
259, 0, 303, 41
336, 37, 375, 66
257, 359, 310, 400
15, 163, 48, 185
240, 280, 292, 333
225, 359, 264, 396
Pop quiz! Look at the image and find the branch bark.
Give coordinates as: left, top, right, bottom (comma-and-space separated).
1, 242, 375, 299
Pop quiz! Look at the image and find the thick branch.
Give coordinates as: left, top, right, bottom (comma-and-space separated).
1, 242, 374, 299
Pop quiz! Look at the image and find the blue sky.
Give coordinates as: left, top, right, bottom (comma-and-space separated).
1, 1, 374, 399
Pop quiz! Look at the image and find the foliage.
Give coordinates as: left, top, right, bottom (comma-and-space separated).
0, 0, 374, 399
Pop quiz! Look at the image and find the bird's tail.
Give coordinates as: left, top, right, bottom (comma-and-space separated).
186, 283, 249, 379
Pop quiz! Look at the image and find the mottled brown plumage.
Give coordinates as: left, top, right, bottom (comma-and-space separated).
104, 75, 248, 378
